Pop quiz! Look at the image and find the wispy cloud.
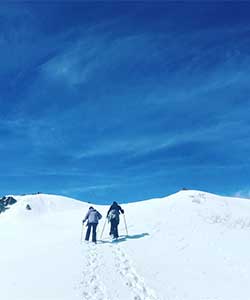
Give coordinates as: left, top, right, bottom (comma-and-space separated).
40, 38, 100, 86
61, 183, 119, 194
2, 20, 250, 163
74, 116, 250, 161
39, 32, 157, 87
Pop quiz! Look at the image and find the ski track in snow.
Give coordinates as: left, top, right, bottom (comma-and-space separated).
80, 243, 110, 300
111, 243, 160, 300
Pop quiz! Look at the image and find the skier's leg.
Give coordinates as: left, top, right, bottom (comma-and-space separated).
116, 223, 119, 238
109, 222, 112, 235
114, 221, 119, 238
110, 220, 115, 237
92, 223, 97, 243
85, 224, 91, 241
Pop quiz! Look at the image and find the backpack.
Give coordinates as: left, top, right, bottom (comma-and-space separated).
108, 209, 119, 222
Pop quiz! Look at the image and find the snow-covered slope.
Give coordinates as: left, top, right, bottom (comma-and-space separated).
1, 190, 250, 300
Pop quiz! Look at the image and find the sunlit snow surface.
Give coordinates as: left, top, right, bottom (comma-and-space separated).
1, 191, 250, 300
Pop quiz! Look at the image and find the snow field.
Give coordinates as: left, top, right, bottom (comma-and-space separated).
1, 190, 250, 300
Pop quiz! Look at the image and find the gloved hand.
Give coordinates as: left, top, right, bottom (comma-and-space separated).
82, 220, 85, 224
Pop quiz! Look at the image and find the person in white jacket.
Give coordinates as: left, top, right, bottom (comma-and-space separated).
82, 207, 102, 243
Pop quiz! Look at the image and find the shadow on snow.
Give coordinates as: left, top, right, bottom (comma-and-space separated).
98, 233, 150, 244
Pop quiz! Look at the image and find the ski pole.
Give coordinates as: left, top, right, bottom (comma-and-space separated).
100, 218, 107, 239
123, 214, 128, 236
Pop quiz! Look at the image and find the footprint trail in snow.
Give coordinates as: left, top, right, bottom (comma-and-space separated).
112, 244, 159, 300
80, 244, 110, 300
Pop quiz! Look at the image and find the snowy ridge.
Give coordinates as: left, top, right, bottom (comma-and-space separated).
1, 193, 89, 223
1, 190, 250, 300
8, 193, 85, 213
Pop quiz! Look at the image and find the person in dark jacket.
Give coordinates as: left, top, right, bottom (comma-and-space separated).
83, 207, 102, 243
107, 202, 124, 239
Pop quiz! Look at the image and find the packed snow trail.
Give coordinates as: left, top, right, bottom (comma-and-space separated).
79, 239, 160, 300
112, 243, 159, 300
80, 243, 110, 300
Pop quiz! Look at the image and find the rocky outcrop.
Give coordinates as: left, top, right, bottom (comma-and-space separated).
26, 204, 31, 210
0, 196, 17, 213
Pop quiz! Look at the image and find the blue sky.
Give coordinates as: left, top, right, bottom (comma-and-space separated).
1, 2, 250, 203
